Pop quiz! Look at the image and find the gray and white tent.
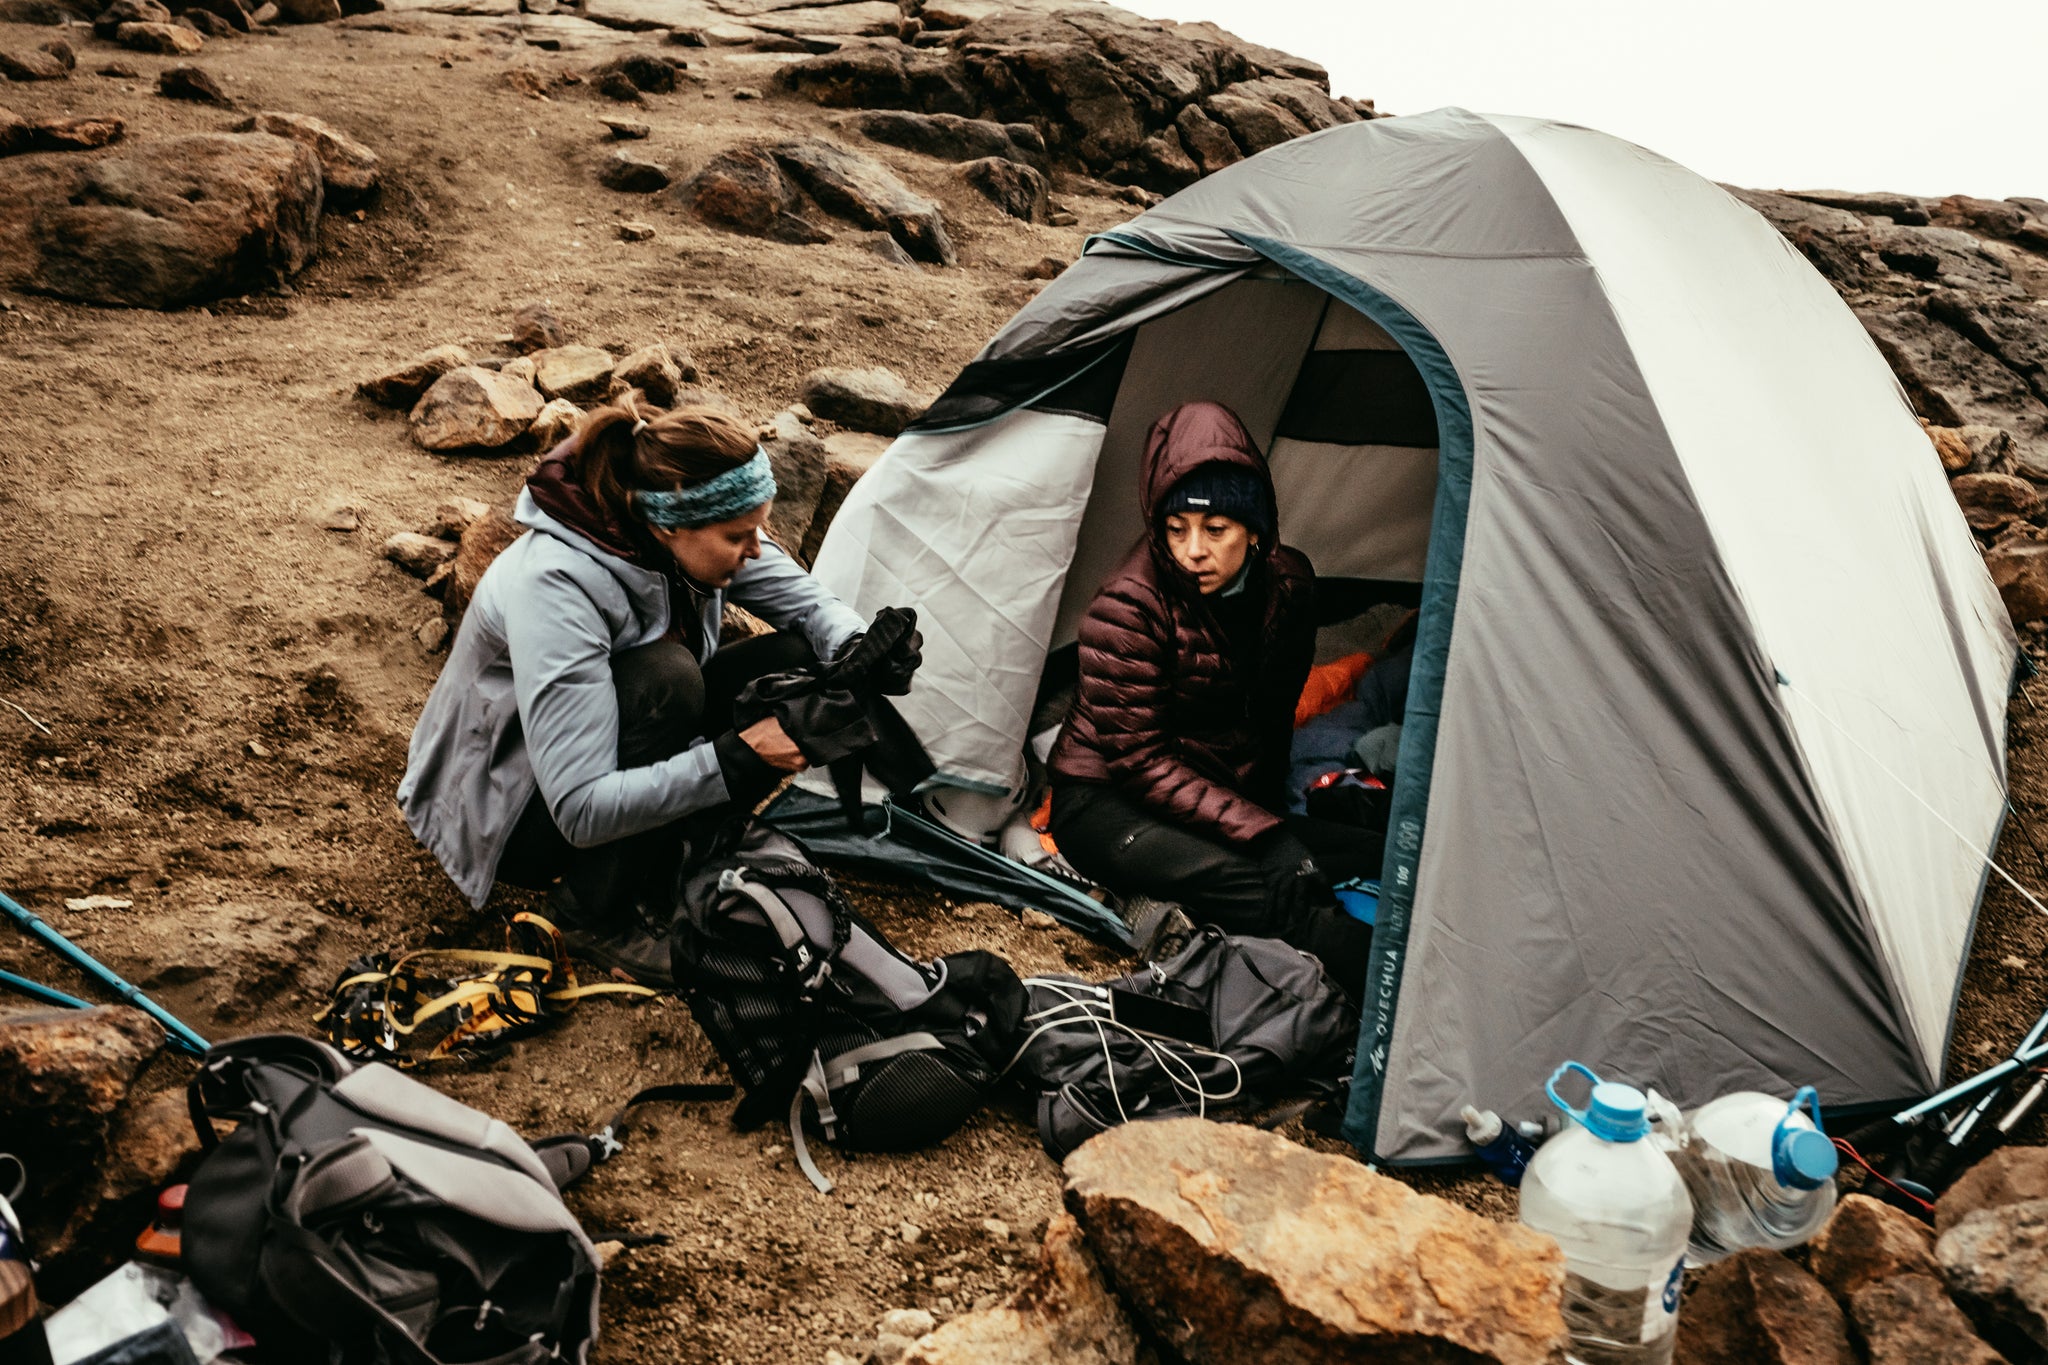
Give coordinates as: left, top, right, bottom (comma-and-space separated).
801, 107, 2019, 1162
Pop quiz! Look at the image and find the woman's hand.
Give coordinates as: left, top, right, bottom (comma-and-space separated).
739, 717, 807, 772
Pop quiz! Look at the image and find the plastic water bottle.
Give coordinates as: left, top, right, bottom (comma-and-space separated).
1665, 1086, 1838, 1265
1519, 1063, 1692, 1365
1461, 1105, 1535, 1186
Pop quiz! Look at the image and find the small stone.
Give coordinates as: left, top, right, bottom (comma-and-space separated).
29, 116, 124, 151
856, 231, 918, 269
509, 300, 568, 353
0, 46, 70, 78
528, 397, 583, 451
951, 904, 977, 921
501, 356, 537, 386
733, 85, 761, 99
95, 0, 171, 39
313, 499, 360, 532
158, 64, 231, 104
1938, 1146, 2048, 1234
530, 344, 615, 402
601, 117, 649, 139
37, 38, 74, 71
958, 156, 1048, 223
591, 50, 677, 95
1675, 1249, 1855, 1365
1808, 1194, 1938, 1302
417, 617, 449, 651
1022, 256, 1066, 280
1950, 472, 2041, 531
599, 148, 670, 193
981, 1217, 1009, 1241
617, 220, 655, 241
1847, 1272, 2005, 1365
116, 19, 203, 54
801, 364, 927, 436
383, 531, 457, 578
271, 0, 341, 21
357, 344, 472, 407
428, 496, 492, 539
613, 342, 684, 404
1021, 909, 1057, 930
597, 70, 644, 103
878, 1308, 935, 1339
63, 895, 134, 911
98, 61, 142, 76
179, 8, 236, 35
445, 505, 523, 621
410, 366, 546, 452
1047, 209, 1077, 227
1937, 1197, 2048, 1353
899, 1221, 924, 1244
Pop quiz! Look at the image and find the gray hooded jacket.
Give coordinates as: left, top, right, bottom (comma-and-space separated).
397, 488, 866, 907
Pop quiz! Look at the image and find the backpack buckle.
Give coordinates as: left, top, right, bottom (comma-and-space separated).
717, 867, 746, 894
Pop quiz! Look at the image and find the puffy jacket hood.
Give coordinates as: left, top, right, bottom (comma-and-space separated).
1139, 401, 1277, 530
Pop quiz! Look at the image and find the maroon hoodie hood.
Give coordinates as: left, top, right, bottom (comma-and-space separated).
526, 440, 652, 565
1138, 401, 1277, 527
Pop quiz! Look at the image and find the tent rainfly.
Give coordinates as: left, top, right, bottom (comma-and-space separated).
802, 107, 2020, 1163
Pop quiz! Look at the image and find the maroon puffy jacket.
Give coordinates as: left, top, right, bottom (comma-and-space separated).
1049, 401, 1316, 845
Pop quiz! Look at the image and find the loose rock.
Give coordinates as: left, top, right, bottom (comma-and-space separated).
427, 495, 492, 538
1950, 472, 2041, 531
1675, 1248, 1855, 1365
1022, 256, 1066, 280
249, 111, 379, 205
1937, 1198, 2048, 1354
95, 0, 172, 39
358, 343, 472, 408
771, 137, 954, 264
1064, 1118, 1568, 1365
0, 1006, 163, 1133
617, 220, 655, 241
1938, 1147, 2048, 1235
445, 505, 523, 621
674, 144, 831, 245
30, 116, 124, 151
0, 46, 70, 78
1847, 1272, 2007, 1365
959, 156, 1048, 222
530, 344, 615, 402
1, 133, 322, 309
159, 64, 232, 104
759, 407, 828, 548
528, 397, 582, 451
801, 365, 927, 436
271, 0, 341, 22
313, 498, 359, 531
902, 1212, 1137, 1365
601, 116, 650, 139
598, 147, 670, 192
1984, 533, 2048, 625
799, 457, 867, 563
179, 9, 236, 37
1809, 1194, 1939, 1302
410, 366, 546, 451
115, 19, 202, 53
509, 300, 569, 353
613, 341, 687, 404
382, 531, 457, 577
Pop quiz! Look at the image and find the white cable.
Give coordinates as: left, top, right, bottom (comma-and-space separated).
1007, 977, 1244, 1118
1779, 678, 2048, 921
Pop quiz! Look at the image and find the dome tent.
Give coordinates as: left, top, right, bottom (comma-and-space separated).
797, 107, 2019, 1163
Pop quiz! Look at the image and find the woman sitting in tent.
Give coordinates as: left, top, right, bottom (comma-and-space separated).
1047, 400, 1378, 991
398, 395, 912, 985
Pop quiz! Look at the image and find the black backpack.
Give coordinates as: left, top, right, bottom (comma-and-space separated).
668, 825, 1028, 1191
181, 1034, 631, 1365
1010, 928, 1358, 1159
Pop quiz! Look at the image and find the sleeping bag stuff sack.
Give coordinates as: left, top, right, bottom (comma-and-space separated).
668, 824, 1029, 1191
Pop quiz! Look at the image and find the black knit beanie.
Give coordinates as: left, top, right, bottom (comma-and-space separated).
1158, 463, 1274, 545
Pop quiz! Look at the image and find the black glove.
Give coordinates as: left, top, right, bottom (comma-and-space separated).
1255, 827, 1336, 926
830, 607, 924, 697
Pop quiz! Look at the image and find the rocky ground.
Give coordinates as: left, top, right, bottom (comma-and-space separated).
2, 0, 2047, 1361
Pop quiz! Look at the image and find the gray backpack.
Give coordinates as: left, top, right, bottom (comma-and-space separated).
1010, 929, 1357, 1158
181, 1035, 647, 1365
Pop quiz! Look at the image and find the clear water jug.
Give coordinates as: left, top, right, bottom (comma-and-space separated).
1519, 1063, 1693, 1365
1666, 1086, 1838, 1265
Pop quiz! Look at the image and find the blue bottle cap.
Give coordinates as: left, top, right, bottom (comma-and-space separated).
1774, 1127, 1839, 1190
1584, 1081, 1650, 1142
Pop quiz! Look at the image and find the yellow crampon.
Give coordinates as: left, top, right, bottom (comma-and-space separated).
316, 913, 657, 1065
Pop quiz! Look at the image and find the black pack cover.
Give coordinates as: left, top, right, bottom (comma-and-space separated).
182, 1035, 602, 1365
1011, 928, 1357, 1158
668, 825, 1027, 1189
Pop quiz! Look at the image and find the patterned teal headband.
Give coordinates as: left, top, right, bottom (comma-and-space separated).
633, 448, 777, 530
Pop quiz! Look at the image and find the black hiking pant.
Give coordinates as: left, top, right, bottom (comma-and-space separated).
496, 632, 817, 920
1048, 781, 1379, 993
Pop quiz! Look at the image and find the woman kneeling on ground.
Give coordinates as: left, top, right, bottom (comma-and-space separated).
1048, 400, 1378, 992
399, 395, 904, 985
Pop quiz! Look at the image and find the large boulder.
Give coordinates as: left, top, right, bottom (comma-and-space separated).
673, 144, 833, 245
1062, 1118, 1568, 1365
248, 111, 379, 206
844, 110, 1046, 167
1808, 1194, 1939, 1303
1846, 1272, 2008, 1365
410, 366, 545, 452
1937, 1198, 2048, 1356
959, 155, 1047, 221
770, 137, 954, 265
0, 133, 322, 309
900, 1213, 1139, 1365
1939, 1147, 2048, 1235
802, 365, 927, 435
1674, 1248, 1855, 1365
598, 147, 670, 193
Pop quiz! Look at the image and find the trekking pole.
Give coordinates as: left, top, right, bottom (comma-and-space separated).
0, 969, 92, 1012
0, 890, 208, 1057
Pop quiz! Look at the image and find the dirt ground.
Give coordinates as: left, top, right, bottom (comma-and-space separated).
1, 11, 2045, 1362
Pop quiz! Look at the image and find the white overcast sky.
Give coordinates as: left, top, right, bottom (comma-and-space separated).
1135, 0, 2046, 201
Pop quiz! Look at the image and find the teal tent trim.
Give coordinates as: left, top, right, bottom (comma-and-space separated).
1229, 234, 1478, 1163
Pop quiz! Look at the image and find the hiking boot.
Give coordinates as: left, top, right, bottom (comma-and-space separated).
1125, 896, 1196, 962
546, 880, 675, 990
